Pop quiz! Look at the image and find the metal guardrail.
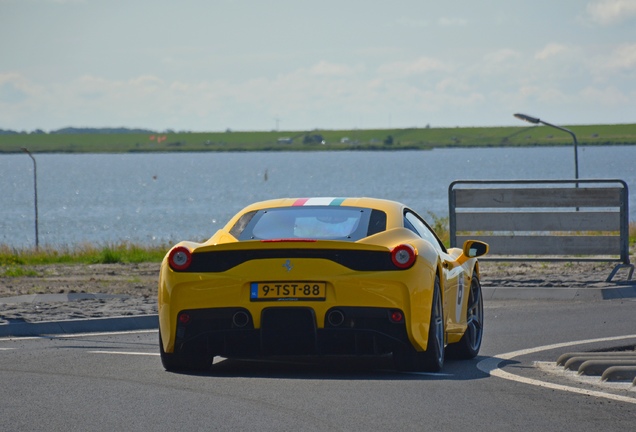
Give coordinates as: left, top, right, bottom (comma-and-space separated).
449, 179, 634, 282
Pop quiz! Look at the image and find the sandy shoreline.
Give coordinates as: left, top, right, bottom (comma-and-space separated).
1, 261, 633, 323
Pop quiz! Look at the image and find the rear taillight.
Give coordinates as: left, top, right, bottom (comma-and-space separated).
391, 244, 416, 269
389, 310, 404, 323
178, 312, 191, 325
168, 246, 192, 271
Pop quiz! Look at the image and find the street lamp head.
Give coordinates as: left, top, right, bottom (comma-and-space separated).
513, 113, 541, 124
512, 112, 579, 180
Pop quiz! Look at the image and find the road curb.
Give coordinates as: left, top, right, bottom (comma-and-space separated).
0, 314, 158, 337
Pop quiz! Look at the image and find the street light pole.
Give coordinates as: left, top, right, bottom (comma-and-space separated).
21, 147, 39, 249
513, 113, 579, 180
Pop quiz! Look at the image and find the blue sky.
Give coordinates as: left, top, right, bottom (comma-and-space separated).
1, 0, 635, 132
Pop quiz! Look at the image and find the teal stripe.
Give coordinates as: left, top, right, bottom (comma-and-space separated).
330, 198, 345, 206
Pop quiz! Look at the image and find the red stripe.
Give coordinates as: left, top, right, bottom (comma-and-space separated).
292, 198, 309, 206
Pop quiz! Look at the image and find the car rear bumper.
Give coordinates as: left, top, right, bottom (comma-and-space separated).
170, 306, 412, 357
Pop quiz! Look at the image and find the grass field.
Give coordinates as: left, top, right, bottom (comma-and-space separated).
2, 123, 636, 153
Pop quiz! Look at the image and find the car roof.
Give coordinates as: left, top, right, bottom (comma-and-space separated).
239, 197, 406, 213
228, 197, 408, 231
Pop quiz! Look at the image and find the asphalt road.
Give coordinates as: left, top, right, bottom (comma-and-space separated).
1, 299, 635, 432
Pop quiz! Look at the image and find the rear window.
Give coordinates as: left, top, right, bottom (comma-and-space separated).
231, 206, 386, 241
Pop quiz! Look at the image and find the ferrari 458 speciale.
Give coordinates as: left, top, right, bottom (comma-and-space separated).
158, 197, 488, 372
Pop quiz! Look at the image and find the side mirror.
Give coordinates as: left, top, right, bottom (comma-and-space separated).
444, 240, 489, 269
462, 240, 489, 258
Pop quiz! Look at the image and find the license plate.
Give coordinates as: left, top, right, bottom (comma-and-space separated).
250, 282, 326, 301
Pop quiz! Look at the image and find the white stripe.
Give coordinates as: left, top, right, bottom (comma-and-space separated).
477, 334, 636, 405
90, 350, 159, 357
304, 197, 336, 206
406, 372, 454, 377
0, 329, 156, 343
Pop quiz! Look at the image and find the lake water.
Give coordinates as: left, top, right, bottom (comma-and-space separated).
2, 146, 635, 248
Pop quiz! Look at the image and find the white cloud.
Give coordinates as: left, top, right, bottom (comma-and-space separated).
483, 49, 521, 64
309, 61, 360, 77
0, 73, 42, 102
604, 43, 636, 70
377, 57, 449, 79
393, 17, 430, 28
436, 77, 471, 93
587, 42, 636, 83
438, 17, 468, 26
581, 85, 630, 105
2, 0, 88, 4
535, 43, 568, 60
585, 0, 636, 25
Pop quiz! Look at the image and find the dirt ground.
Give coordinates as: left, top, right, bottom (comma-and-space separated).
0, 263, 159, 322
0, 262, 159, 298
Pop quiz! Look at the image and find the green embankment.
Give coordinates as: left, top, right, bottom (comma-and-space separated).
2, 123, 636, 153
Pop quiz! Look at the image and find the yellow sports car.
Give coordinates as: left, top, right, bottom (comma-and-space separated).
158, 197, 488, 372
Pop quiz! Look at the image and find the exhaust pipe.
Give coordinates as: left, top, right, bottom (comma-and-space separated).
232, 311, 250, 328
327, 309, 345, 327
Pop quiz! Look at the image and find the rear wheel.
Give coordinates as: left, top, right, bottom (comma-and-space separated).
394, 276, 445, 372
446, 274, 483, 359
159, 333, 212, 372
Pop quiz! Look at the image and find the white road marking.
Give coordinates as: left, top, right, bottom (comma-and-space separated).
477, 334, 636, 405
407, 372, 454, 377
89, 350, 159, 356
54, 329, 157, 338
0, 329, 156, 343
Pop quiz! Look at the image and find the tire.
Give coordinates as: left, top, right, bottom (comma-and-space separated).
394, 276, 445, 372
159, 333, 212, 372
446, 274, 484, 360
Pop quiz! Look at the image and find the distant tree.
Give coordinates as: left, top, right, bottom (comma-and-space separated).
303, 134, 324, 144
50, 127, 155, 134
384, 135, 394, 145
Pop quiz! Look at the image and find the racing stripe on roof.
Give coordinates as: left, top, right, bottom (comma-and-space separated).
292, 197, 345, 206
329, 198, 346, 206
292, 198, 309, 206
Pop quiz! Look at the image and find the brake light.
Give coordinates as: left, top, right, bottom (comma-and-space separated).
168, 246, 192, 271
389, 310, 404, 323
178, 312, 191, 325
391, 244, 416, 269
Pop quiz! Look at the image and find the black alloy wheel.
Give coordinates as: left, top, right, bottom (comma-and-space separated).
446, 274, 483, 359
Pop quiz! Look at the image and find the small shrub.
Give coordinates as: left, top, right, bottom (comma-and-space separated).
97, 247, 122, 264
427, 212, 449, 245
2, 266, 38, 277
